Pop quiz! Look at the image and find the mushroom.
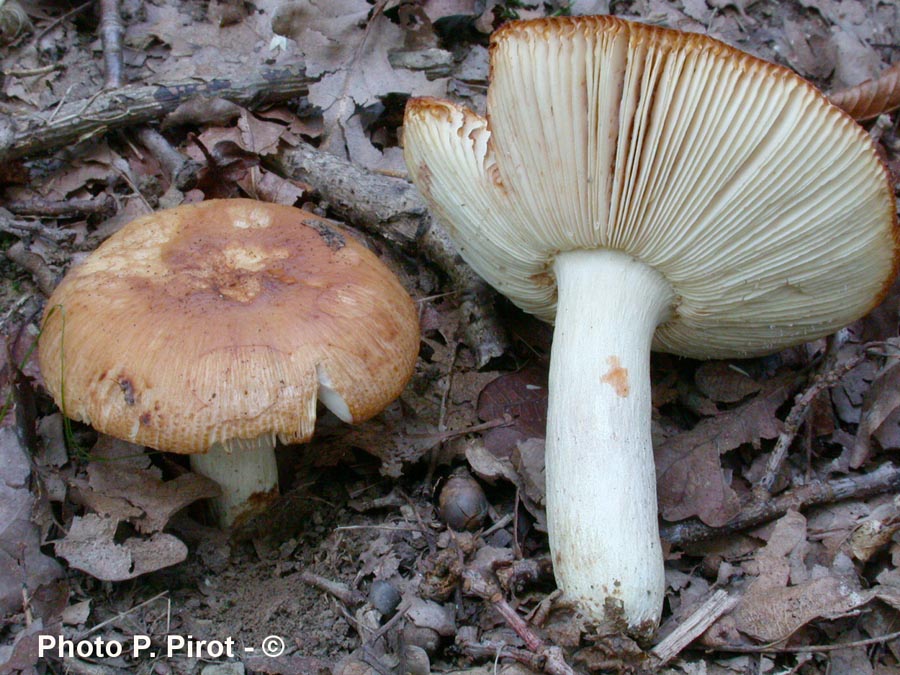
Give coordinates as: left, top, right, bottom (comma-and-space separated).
38, 199, 419, 526
403, 16, 898, 634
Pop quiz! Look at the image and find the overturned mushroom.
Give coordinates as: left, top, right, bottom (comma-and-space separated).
39, 199, 419, 526
403, 16, 898, 634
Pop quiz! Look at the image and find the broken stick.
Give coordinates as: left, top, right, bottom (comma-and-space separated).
661, 462, 900, 546
651, 590, 739, 666
1, 64, 313, 162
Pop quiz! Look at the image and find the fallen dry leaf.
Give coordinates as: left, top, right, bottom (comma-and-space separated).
829, 61, 900, 120
720, 512, 875, 644
510, 438, 546, 509
358, 533, 403, 581
241, 170, 309, 205
851, 359, 900, 468
273, 0, 447, 170
873, 407, 900, 455
193, 138, 260, 198
237, 109, 296, 156
829, 28, 884, 89
832, 358, 878, 425
465, 439, 546, 529
465, 439, 519, 486
656, 373, 798, 527
732, 575, 874, 643
689, 513, 865, 645
0, 427, 63, 617
693, 362, 761, 404
0, 619, 52, 673
742, 510, 808, 586
60, 599, 91, 626
477, 366, 548, 457
78, 436, 221, 534
55, 514, 188, 582
846, 499, 900, 563
129, 1, 293, 82
778, 18, 835, 80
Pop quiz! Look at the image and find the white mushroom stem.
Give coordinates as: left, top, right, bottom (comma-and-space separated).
189, 435, 279, 527
546, 249, 675, 635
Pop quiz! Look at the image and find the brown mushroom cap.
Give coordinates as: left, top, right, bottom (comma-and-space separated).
38, 199, 419, 453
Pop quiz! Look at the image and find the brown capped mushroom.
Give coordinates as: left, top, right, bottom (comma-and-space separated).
39, 199, 419, 526
403, 16, 899, 634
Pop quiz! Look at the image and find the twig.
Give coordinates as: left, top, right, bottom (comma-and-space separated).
3, 65, 314, 162
0, 294, 33, 333
6, 241, 57, 295
136, 127, 199, 190
412, 417, 512, 445
5, 195, 116, 219
757, 347, 867, 493
365, 598, 411, 646
0, 208, 73, 243
712, 629, 900, 654
651, 590, 739, 665
58, 658, 130, 675
461, 566, 577, 675
661, 462, 900, 546
333, 524, 425, 533
33, 1, 93, 47
299, 571, 365, 606
4, 64, 63, 77
99, 0, 124, 89
76, 591, 169, 639
482, 512, 513, 537
456, 627, 577, 675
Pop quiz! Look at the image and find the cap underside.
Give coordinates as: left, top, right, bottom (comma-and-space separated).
38, 199, 419, 453
404, 16, 898, 359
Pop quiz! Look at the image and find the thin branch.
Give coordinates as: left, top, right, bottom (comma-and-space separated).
456, 628, 577, 675
33, 1, 93, 47
6, 241, 57, 296
757, 348, 867, 493
299, 571, 365, 606
3, 64, 63, 77
461, 566, 577, 675
364, 598, 410, 646
661, 462, 900, 546
76, 591, 169, 639
99, 0, 125, 89
0, 208, 73, 244
5, 195, 115, 219
712, 629, 900, 654
651, 590, 739, 665
135, 127, 199, 190
3, 64, 313, 162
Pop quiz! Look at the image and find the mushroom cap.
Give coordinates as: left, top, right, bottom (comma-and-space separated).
38, 199, 419, 453
404, 16, 899, 359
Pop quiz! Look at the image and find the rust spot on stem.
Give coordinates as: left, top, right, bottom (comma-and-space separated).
600, 356, 629, 397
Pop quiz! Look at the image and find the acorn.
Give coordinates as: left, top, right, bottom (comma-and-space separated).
438, 471, 488, 531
